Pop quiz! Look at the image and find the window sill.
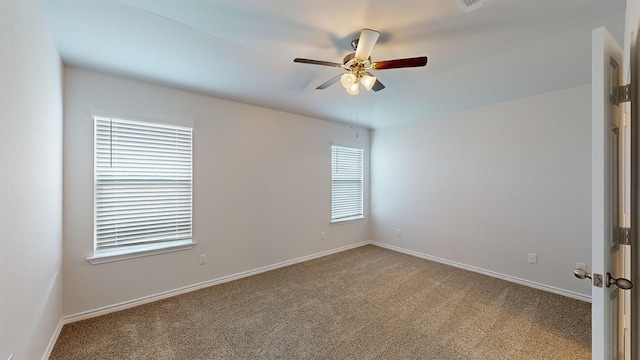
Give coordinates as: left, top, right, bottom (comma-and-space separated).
331, 216, 365, 225
87, 240, 196, 265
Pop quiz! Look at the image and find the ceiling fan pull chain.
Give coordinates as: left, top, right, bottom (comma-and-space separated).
356, 94, 359, 138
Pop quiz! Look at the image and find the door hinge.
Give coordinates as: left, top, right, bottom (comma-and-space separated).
619, 226, 632, 246
613, 84, 632, 105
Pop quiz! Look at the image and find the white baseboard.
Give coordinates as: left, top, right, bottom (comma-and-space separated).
61, 240, 590, 325
42, 318, 64, 360
370, 241, 592, 303
62, 241, 369, 325
46, 239, 589, 358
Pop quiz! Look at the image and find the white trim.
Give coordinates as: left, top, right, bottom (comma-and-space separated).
330, 216, 365, 225
90, 110, 194, 128
64, 241, 369, 324
42, 318, 64, 360
64, 240, 592, 325
370, 241, 592, 303
46, 239, 592, 358
87, 240, 196, 265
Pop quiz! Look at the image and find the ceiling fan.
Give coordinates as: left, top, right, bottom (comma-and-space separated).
294, 28, 428, 95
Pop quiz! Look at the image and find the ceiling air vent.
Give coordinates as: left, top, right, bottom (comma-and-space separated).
456, 0, 493, 13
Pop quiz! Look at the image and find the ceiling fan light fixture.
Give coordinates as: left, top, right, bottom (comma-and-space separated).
340, 73, 357, 89
293, 28, 428, 95
346, 82, 360, 95
361, 73, 376, 91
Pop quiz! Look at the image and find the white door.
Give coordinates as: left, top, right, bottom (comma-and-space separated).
590, 26, 633, 360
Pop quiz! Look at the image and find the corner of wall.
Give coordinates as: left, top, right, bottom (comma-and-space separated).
0, 0, 64, 359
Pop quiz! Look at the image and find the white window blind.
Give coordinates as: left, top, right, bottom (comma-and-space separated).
331, 145, 364, 222
94, 116, 193, 256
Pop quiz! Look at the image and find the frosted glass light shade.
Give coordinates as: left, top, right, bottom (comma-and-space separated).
346, 82, 360, 95
341, 73, 357, 89
361, 74, 376, 91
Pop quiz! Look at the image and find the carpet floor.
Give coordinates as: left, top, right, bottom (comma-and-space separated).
50, 245, 591, 359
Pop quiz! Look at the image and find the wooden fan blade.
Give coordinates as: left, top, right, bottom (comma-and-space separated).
371, 79, 385, 92
316, 74, 342, 89
372, 56, 428, 70
294, 58, 343, 67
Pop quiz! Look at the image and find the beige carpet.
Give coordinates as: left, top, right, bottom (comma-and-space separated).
50, 245, 591, 359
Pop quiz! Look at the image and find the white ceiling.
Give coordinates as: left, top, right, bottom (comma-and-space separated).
43, 0, 626, 129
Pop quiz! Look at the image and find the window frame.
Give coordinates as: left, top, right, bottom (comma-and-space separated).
88, 116, 195, 264
330, 145, 365, 224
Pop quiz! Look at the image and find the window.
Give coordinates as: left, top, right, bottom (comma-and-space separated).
90, 116, 193, 263
331, 145, 364, 223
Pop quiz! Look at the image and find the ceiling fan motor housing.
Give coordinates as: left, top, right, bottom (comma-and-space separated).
343, 53, 372, 74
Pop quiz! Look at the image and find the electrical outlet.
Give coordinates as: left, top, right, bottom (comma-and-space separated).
396, 229, 401, 237
576, 262, 586, 271
199, 254, 206, 265
528, 253, 537, 264
321, 232, 325, 240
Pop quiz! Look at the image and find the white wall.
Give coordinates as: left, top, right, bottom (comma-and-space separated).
371, 85, 592, 298
63, 67, 370, 316
0, 0, 63, 359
